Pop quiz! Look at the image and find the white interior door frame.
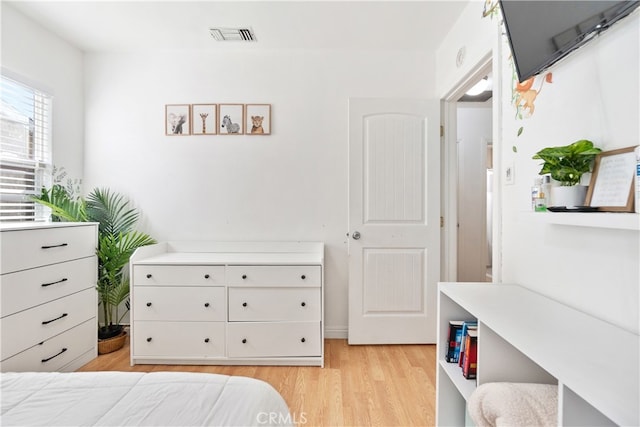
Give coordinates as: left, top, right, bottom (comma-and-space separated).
441, 48, 502, 284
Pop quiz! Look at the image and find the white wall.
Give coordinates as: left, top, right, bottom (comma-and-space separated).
9, 0, 637, 336
438, 3, 640, 333
500, 12, 640, 333
83, 49, 435, 336
435, 1, 495, 98
1, 3, 85, 182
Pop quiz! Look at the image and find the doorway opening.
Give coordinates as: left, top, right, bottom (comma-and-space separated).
456, 74, 493, 282
441, 54, 500, 284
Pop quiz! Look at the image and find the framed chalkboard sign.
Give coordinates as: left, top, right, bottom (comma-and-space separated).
586, 146, 637, 212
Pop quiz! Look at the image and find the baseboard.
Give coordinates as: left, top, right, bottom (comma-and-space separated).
324, 327, 348, 339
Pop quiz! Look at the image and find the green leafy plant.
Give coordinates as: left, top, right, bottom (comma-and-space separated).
532, 139, 601, 186
33, 185, 155, 340
35, 183, 87, 222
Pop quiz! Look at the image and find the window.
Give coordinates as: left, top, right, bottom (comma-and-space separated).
0, 74, 52, 222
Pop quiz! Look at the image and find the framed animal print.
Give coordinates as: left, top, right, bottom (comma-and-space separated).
191, 104, 217, 135
165, 104, 191, 136
245, 104, 271, 135
218, 104, 244, 135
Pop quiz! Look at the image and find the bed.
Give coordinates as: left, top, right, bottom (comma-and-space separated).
1, 371, 294, 426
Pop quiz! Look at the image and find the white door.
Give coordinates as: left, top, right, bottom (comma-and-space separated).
348, 98, 440, 344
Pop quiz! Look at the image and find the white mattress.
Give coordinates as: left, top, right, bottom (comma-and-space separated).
1, 371, 294, 426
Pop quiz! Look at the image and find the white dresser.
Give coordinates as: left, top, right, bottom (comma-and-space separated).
130, 241, 324, 366
0, 222, 98, 372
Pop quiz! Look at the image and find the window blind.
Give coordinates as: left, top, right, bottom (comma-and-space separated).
0, 75, 52, 222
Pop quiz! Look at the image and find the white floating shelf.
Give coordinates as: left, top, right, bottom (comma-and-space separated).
526, 212, 640, 230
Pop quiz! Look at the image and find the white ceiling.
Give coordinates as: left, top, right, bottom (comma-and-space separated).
7, 0, 469, 53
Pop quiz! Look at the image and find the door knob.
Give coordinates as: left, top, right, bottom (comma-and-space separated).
352, 231, 361, 240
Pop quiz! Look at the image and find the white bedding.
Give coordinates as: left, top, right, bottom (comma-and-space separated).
1, 371, 294, 427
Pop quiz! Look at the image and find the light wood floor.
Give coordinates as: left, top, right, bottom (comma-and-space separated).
78, 338, 438, 426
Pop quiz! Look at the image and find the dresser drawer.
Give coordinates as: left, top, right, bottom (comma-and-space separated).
0, 319, 95, 372
228, 287, 321, 322
133, 265, 226, 286
133, 321, 225, 358
1, 257, 96, 318
1, 225, 97, 274
0, 288, 96, 360
133, 286, 226, 321
227, 266, 321, 287
227, 322, 321, 358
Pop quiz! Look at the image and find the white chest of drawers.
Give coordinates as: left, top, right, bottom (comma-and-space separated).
0, 222, 98, 372
130, 241, 324, 366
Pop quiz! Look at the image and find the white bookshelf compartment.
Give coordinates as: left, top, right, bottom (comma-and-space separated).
560, 386, 616, 427
436, 282, 639, 427
477, 324, 555, 386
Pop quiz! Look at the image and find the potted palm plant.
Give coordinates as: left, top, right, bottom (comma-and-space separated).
33, 185, 155, 353
532, 139, 601, 207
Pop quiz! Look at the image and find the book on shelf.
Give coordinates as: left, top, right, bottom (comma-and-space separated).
458, 321, 478, 368
445, 320, 464, 363
462, 329, 478, 379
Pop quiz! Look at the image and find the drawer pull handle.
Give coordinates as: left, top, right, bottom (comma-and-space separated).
41, 243, 68, 249
147, 337, 152, 342
42, 313, 68, 325
242, 339, 247, 344
301, 302, 306, 307
242, 274, 247, 279
42, 278, 68, 287
146, 274, 152, 279
242, 302, 248, 307
146, 302, 152, 307
204, 338, 210, 343
41, 347, 67, 363
301, 275, 306, 280
204, 302, 210, 307
301, 337, 306, 343
204, 274, 210, 279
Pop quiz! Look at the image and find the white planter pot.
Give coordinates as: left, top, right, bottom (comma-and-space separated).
550, 185, 588, 208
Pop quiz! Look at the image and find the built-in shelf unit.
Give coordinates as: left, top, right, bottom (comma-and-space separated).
436, 282, 639, 427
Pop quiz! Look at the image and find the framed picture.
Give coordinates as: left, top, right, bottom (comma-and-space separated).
191, 104, 217, 135
218, 104, 244, 135
165, 104, 191, 136
245, 104, 271, 135
585, 146, 638, 212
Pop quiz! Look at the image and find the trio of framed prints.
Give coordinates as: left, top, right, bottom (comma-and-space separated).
165, 104, 271, 136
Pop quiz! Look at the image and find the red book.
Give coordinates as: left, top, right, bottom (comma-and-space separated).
458, 322, 477, 368
462, 329, 478, 379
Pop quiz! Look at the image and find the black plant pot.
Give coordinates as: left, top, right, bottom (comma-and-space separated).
98, 324, 124, 340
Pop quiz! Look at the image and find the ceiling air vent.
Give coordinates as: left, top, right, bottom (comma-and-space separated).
209, 27, 257, 42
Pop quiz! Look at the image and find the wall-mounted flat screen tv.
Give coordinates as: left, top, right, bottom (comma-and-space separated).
500, 0, 639, 83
